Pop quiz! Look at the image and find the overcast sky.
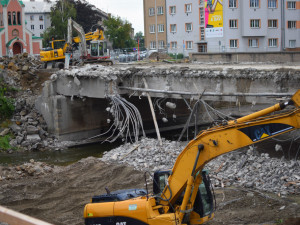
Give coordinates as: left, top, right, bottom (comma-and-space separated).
86, 0, 144, 34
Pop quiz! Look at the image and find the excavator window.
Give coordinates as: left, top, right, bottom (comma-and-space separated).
91, 42, 98, 56
153, 170, 171, 195
153, 170, 215, 218
52, 40, 65, 50
194, 171, 214, 217
99, 42, 104, 56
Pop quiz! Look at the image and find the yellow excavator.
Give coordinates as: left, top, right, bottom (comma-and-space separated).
40, 18, 112, 69
84, 90, 300, 225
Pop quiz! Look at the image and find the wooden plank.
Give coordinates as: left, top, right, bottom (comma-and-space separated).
0, 205, 53, 225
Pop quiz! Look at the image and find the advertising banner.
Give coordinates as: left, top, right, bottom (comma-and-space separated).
205, 0, 223, 38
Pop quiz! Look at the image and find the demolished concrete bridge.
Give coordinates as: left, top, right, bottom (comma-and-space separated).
36, 63, 300, 141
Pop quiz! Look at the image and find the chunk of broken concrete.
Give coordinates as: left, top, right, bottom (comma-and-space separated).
26, 134, 41, 142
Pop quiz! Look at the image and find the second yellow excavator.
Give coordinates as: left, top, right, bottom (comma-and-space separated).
84, 90, 300, 225
40, 18, 112, 69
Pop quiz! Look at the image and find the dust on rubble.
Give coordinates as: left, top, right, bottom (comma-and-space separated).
0, 157, 299, 225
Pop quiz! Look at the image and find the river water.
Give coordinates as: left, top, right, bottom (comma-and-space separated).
0, 141, 121, 166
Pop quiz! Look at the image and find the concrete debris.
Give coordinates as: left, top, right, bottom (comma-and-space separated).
0, 53, 43, 74
56, 64, 118, 80
0, 160, 62, 180
166, 102, 176, 109
101, 138, 300, 195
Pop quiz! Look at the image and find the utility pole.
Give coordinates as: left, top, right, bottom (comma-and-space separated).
155, 0, 158, 50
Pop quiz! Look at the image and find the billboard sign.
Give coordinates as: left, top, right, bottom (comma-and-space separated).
205, 0, 223, 38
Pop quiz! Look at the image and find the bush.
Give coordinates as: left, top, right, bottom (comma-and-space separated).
168, 53, 184, 59
0, 135, 11, 151
0, 81, 15, 121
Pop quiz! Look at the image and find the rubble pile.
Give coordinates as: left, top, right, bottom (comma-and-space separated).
0, 159, 61, 181
0, 53, 43, 88
206, 147, 300, 195
0, 53, 43, 73
101, 138, 182, 171
0, 54, 71, 152
101, 138, 300, 195
6, 91, 66, 152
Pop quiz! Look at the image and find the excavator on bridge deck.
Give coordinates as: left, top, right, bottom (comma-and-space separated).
40, 18, 112, 69
84, 90, 300, 225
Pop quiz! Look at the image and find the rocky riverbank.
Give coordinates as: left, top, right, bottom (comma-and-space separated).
0, 54, 75, 153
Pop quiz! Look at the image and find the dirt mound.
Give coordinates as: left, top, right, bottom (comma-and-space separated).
0, 157, 299, 225
148, 51, 172, 60
0, 157, 145, 225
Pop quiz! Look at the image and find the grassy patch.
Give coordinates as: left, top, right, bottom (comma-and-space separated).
0, 135, 12, 151
168, 53, 184, 59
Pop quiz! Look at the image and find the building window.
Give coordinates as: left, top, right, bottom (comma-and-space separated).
186, 41, 193, 49
40, 24, 44, 29
31, 25, 34, 30
287, 21, 296, 29
30, 15, 34, 20
170, 24, 177, 33
185, 23, 193, 32
0, 13, 3, 26
170, 6, 176, 14
17, 12, 21, 25
13, 12, 16, 25
149, 7, 155, 16
200, 7, 204, 25
150, 41, 156, 49
229, 0, 237, 8
287, 1, 296, 9
268, 20, 277, 28
39, 15, 43, 21
249, 39, 259, 47
229, 19, 238, 28
200, 27, 205, 40
198, 43, 207, 52
149, 24, 155, 33
158, 24, 164, 33
250, 0, 259, 8
171, 42, 177, 49
8, 12, 11, 25
268, 38, 278, 47
157, 6, 164, 15
158, 40, 164, 49
199, 0, 204, 5
289, 40, 296, 48
185, 4, 192, 13
230, 39, 238, 48
268, 0, 277, 8
250, 19, 260, 28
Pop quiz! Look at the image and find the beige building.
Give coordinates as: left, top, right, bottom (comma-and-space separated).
143, 0, 167, 50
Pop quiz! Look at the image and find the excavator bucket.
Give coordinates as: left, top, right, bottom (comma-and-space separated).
292, 89, 300, 107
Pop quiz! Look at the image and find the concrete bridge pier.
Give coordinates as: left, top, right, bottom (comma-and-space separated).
36, 79, 110, 141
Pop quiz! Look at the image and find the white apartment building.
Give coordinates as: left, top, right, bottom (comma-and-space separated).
163, 0, 300, 55
24, 0, 54, 37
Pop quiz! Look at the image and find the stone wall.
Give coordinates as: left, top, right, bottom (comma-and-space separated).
190, 52, 300, 64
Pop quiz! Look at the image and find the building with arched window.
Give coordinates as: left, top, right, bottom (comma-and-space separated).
0, 0, 42, 56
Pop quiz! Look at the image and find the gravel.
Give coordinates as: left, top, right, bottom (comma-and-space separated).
101, 138, 300, 195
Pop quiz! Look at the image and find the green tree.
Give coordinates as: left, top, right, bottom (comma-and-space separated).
103, 16, 136, 49
42, 0, 76, 46
134, 31, 145, 49
70, 0, 104, 33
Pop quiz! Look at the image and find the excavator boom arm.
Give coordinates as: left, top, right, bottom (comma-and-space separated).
160, 90, 300, 212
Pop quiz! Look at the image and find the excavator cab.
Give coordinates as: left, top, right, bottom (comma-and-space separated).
153, 170, 215, 218
90, 40, 108, 57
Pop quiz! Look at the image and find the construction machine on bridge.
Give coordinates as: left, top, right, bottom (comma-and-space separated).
40, 18, 112, 69
84, 90, 300, 225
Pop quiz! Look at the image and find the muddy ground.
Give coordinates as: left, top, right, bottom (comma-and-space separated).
0, 157, 299, 225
